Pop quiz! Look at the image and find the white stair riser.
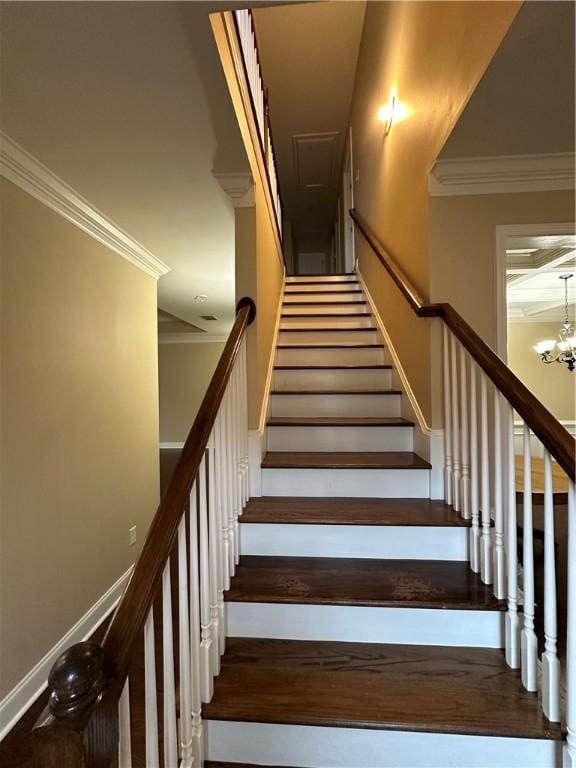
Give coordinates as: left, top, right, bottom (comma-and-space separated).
283, 293, 365, 304
286, 275, 358, 283
240, 523, 465, 559
226, 603, 504, 648
267, 425, 413, 452
270, 392, 401, 417
205, 721, 560, 768
276, 347, 385, 366
273, 368, 392, 391
279, 329, 379, 344
282, 304, 369, 316
285, 283, 360, 293
280, 316, 374, 328
262, 468, 430, 497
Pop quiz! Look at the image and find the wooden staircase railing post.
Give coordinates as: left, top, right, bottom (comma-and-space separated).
30, 641, 118, 768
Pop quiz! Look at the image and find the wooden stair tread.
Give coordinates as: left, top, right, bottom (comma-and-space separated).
270, 389, 402, 395
241, 497, 469, 527
283, 300, 367, 305
262, 452, 432, 470
227, 557, 503, 611
203, 638, 562, 740
274, 364, 392, 370
279, 327, 377, 332
281, 312, 371, 318
267, 417, 413, 428
277, 342, 384, 349
285, 289, 363, 294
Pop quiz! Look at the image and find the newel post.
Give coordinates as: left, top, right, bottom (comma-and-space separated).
28, 642, 119, 768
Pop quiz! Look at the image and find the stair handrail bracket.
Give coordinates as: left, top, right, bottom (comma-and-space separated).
29, 297, 256, 767
352, 206, 576, 759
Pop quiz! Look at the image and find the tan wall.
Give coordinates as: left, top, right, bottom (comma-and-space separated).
350, 0, 520, 424
0, 179, 160, 699
159, 342, 225, 443
508, 322, 576, 422
428, 190, 575, 426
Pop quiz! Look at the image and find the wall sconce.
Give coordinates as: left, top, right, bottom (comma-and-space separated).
377, 96, 409, 135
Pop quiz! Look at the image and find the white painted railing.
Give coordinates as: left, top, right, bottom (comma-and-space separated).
442, 328, 575, 758
116, 334, 250, 767
234, 8, 283, 238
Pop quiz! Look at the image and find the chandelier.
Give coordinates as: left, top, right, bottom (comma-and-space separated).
533, 274, 575, 372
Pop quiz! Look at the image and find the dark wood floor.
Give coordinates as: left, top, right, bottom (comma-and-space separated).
227, 556, 504, 611
204, 637, 562, 741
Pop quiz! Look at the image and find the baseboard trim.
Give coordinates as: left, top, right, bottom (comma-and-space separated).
257, 277, 286, 434
356, 268, 431, 437
0, 566, 133, 742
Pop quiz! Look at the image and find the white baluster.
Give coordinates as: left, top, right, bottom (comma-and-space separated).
118, 678, 132, 768
450, 333, 461, 513
521, 424, 537, 691
542, 449, 560, 722
189, 483, 204, 761
505, 404, 519, 668
442, 325, 453, 506
459, 346, 470, 520
214, 412, 226, 655
177, 518, 193, 767
469, 363, 480, 573
198, 456, 214, 702
207, 432, 221, 674
226, 388, 236, 578
493, 392, 506, 599
218, 403, 231, 592
162, 565, 178, 768
234, 362, 242, 564
567, 481, 576, 767
144, 608, 159, 768
480, 373, 492, 584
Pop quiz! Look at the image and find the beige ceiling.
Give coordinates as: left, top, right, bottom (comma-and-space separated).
253, 1, 366, 257
441, 1, 575, 159
1, 1, 249, 335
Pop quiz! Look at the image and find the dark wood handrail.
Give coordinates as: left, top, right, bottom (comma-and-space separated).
101, 297, 256, 681
351, 209, 575, 482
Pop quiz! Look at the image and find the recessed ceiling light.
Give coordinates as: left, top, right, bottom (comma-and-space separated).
195, 294, 208, 302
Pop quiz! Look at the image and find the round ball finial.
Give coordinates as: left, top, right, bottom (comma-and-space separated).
48, 642, 105, 721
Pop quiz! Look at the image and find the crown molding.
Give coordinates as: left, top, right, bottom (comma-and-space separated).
429, 152, 575, 197
0, 132, 171, 280
159, 333, 228, 344
213, 172, 254, 207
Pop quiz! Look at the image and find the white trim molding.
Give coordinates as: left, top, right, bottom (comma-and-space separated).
0, 566, 133, 742
429, 152, 575, 197
213, 172, 254, 207
356, 268, 432, 438
158, 333, 228, 344
160, 441, 185, 450
0, 132, 170, 280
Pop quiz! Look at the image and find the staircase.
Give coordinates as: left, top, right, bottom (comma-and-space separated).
203, 274, 561, 767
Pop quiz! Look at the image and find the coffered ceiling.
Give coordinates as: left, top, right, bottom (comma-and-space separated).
507, 235, 576, 323
253, 1, 366, 259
